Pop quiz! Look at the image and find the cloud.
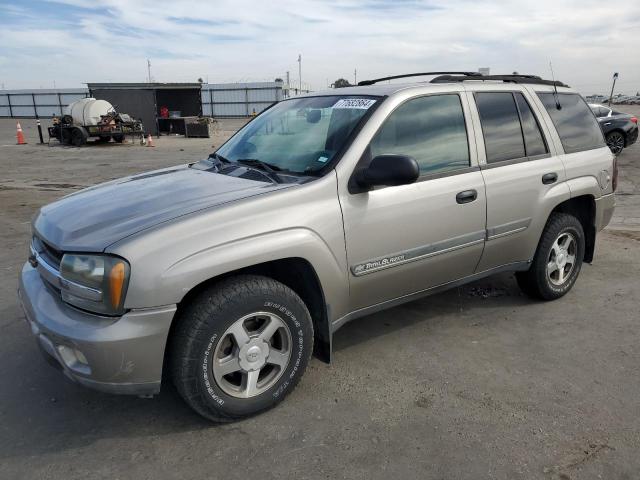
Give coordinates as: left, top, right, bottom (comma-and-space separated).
0, 0, 639, 93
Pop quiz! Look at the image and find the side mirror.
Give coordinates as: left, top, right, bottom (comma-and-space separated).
353, 154, 420, 191
306, 109, 321, 124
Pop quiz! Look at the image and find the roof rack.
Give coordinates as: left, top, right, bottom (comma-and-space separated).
357, 72, 569, 88
430, 74, 569, 87
357, 71, 481, 86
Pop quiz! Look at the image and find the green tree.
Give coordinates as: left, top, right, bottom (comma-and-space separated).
333, 78, 352, 88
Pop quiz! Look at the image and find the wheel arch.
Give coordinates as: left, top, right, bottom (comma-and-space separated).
549, 194, 596, 263
167, 257, 332, 370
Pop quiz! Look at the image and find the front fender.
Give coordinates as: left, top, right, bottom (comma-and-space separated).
164, 227, 347, 311
113, 224, 349, 321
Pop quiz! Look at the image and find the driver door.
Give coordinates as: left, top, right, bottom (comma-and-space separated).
339, 93, 487, 310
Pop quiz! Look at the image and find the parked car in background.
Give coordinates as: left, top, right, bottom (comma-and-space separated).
589, 103, 638, 154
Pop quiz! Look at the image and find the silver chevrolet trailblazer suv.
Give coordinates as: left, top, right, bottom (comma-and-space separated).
19, 72, 616, 421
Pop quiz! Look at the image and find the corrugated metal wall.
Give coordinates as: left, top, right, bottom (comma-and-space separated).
201, 81, 284, 117
1, 82, 286, 119
0, 89, 89, 118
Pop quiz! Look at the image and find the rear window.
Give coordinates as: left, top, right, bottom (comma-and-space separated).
475, 92, 525, 162
514, 93, 548, 157
538, 93, 605, 154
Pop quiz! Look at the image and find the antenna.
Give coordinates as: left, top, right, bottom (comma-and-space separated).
549, 61, 561, 110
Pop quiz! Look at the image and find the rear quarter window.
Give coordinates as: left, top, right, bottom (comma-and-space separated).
537, 93, 605, 154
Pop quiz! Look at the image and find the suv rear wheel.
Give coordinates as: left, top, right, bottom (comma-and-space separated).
170, 275, 313, 422
516, 213, 585, 300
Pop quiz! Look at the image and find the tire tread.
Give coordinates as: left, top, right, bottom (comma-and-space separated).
170, 275, 313, 422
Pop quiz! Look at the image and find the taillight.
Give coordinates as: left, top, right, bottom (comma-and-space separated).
631, 116, 638, 124
612, 157, 618, 191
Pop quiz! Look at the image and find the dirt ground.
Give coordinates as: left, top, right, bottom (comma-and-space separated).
0, 111, 639, 480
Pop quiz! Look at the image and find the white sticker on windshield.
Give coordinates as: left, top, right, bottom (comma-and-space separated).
332, 98, 376, 110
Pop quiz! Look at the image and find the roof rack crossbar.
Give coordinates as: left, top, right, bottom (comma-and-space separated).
357, 71, 481, 86
429, 74, 569, 87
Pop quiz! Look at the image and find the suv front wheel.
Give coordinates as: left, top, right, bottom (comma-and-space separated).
516, 213, 585, 300
171, 275, 313, 422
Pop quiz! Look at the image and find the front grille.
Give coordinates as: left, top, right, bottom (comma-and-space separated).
32, 235, 63, 269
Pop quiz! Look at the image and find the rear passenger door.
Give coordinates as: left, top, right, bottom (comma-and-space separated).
467, 89, 569, 272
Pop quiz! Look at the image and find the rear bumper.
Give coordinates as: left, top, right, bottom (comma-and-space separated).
626, 124, 638, 146
18, 262, 176, 396
595, 193, 615, 231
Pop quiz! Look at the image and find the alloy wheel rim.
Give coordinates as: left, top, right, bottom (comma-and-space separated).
607, 133, 624, 154
212, 312, 292, 398
546, 232, 577, 286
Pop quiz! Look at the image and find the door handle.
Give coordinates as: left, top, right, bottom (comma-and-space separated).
604, 122, 612, 126
456, 189, 477, 204
542, 172, 558, 185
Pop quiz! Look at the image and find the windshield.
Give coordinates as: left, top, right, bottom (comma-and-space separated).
215, 95, 380, 174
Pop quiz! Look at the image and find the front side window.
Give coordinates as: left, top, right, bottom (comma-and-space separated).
216, 95, 379, 174
475, 92, 525, 163
369, 94, 470, 175
537, 93, 605, 154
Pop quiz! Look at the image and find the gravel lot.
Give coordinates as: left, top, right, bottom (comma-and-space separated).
1, 111, 639, 480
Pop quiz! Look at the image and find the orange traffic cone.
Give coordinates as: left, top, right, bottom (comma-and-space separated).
16, 122, 27, 145
146, 133, 155, 147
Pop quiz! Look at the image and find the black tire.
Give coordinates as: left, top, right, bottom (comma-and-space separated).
60, 128, 72, 145
606, 131, 625, 155
71, 128, 86, 147
170, 275, 314, 422
112, 134, 124, 143
516, 213, 585, 300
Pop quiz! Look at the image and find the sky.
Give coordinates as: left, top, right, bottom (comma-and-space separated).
1, 0, 639, 95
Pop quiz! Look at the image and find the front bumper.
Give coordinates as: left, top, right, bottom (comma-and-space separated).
595, 193, 615, 231
18, 262, 176, 396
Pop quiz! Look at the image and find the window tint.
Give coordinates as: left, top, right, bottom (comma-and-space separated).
591, 106, 609, 118
538, 93, 605, 153
475, 92, 525, 162
369, 94, 470, 175
514, 93, 548, 156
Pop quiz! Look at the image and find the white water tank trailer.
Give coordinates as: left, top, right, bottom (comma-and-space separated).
50, 98, 144, 147
64, 98, 114, 126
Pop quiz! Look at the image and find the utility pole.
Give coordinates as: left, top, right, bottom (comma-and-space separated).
354, 68, 357, 85
608, 72, 619, 106
297, 54, 302, 93
147, 59, 152, 83
286, 71, 290, 98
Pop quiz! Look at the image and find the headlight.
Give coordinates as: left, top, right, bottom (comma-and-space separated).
60, 254, 130, 315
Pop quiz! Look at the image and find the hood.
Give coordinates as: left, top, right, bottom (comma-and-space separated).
33, 165, 290, 251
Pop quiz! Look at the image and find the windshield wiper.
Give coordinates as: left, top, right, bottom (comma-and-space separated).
210, 152, 232, 164
236, 158, 284, 183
